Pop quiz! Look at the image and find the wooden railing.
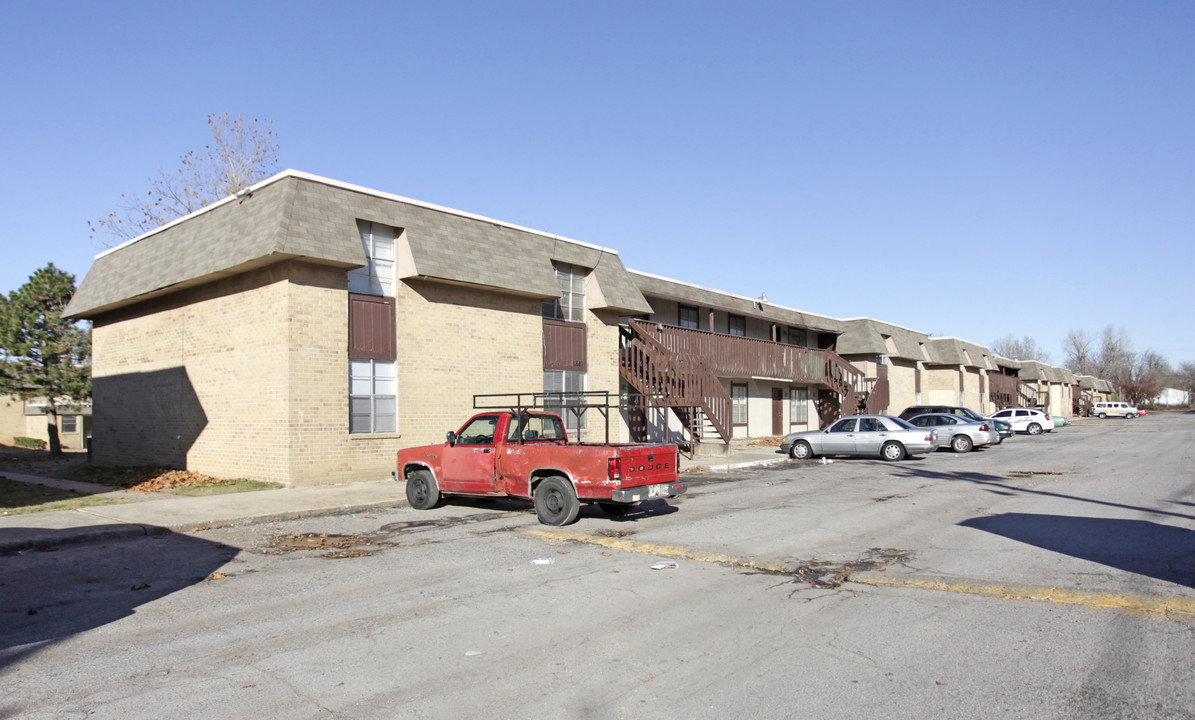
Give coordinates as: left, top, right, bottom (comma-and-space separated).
989, 373, 1039, 409
620, 320, 890, 443
628, 320, 873, 394
620, 324, 733, 442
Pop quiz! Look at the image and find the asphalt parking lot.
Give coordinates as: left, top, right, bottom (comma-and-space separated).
3, 413, 1193, 719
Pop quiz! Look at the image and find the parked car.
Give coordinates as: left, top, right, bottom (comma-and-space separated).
905, 413, 999, 453
1091, 401, 1139, 419
989, 407, 1054, 435
781, 415, 939, 462
897, 405, 1013, 443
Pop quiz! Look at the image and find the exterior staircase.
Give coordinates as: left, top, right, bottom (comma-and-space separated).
619, 319, 887, 454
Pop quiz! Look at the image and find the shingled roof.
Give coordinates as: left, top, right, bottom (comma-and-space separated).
67, 170, 651, 318
836, 318, 930, 361
628, 270, 843, 334
925, 337, 994, 369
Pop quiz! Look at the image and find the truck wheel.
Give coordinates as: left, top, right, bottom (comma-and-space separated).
599, 502, 635, 516
406, 469, 439, 510
534, 476, 580, 526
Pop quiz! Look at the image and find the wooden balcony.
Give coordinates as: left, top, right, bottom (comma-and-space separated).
628, 319, 863, 391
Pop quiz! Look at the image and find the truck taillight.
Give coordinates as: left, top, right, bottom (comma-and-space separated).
608, 457, 622, 481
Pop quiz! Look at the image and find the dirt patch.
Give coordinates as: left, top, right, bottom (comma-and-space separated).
126, 470, 240, 493
787, 548, 911, 589
746, 436, 785, 447
265, 533, 387, 559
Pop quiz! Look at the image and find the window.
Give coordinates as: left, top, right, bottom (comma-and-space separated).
859, 418, 883, 432
456, 415, 498, 445
61, 416, 77, 434
350, 359, 396, 433
544, 369, 586, 434
349, 221, 397, 297
679, 305, 700, 329
790, 387, 809, 423
542, 263, 586, 322
830, 419, 857, 432
732, 383, 748, 425
787, 327, 807, 346
506, 413, 567, 442
728, 314, 746, 336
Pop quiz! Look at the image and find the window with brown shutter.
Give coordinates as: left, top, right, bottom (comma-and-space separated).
349, 293, 396, 361
543, 318, 587, 372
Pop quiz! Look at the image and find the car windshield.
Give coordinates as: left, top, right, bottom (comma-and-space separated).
889, 417, 916, 430
953, 408, 982, 421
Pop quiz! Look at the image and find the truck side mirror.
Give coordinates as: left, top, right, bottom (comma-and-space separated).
446, 431, 456, 445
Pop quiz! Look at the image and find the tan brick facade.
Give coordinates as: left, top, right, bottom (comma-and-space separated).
89, 259, 626, 485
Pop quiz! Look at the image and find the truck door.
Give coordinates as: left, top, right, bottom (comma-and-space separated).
442, 414, 500, 492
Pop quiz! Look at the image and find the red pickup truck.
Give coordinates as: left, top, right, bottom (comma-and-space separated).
393, 409, 686, 525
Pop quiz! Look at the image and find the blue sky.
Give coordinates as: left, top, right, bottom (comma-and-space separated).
3, 1, 1193, 366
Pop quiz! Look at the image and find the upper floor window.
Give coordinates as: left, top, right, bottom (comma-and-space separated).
349, 220, 397, 297
728, 314, 746, 337
542, 262, 586, 323
679, 304, 700, 329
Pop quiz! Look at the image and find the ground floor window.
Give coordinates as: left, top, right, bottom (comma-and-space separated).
790, 387, 809, 424
350, 359, 397, 433
60, 415, 78, 434
731, 383, 748, 425
544, 370, 586, 435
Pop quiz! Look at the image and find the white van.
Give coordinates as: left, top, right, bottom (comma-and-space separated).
1091, 401, 1139, 419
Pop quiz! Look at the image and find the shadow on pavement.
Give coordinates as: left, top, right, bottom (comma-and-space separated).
0, 528, 237, 666
960, 513, 1195, 589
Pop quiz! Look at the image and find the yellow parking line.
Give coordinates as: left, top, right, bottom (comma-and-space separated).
524, 529, 791, 573
527, 530, 1195, 623
850, 572, 1195, 623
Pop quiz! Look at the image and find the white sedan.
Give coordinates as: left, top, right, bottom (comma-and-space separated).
989, 407, 1054, 435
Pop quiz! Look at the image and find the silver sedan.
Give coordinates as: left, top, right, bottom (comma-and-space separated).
905, 413, 999, 453
780, 415, 939, 462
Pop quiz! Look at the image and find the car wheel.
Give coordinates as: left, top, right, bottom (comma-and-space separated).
1098, 413, 1107, 419
1027, 422, 1042, 435
951, 435, 973, 453
1126, 412, 1136, 419
789, 440, 813, 460
405, 469, 440, 510
598, 502, 635, 516
880, 441, 906, 461
534, 476, 580, 526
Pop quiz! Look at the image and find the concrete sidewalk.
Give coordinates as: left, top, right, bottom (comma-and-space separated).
0, 444, 788, 552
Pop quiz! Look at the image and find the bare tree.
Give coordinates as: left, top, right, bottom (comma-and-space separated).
989, 334, 1051, 364
1062, 329, 1096, 375
1117, 350, 1170, 406
1095, 325, 1134, 383
91, 113, 280, 245
1175, 361, 1195, 407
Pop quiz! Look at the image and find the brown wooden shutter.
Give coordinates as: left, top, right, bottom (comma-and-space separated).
349, 293, 396, 360
542, 318, 587, 371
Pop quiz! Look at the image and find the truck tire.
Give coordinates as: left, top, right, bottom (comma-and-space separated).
534, 476, 580, 526
598, 502, 635, 516
406, 469, 440, 510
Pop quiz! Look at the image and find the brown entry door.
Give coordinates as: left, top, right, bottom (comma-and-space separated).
772, 388, 784, 435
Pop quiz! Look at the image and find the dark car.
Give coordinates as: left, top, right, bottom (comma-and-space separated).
897, 405, 1013, 442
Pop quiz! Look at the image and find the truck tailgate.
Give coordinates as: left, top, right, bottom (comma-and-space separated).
610, 445, 679, 489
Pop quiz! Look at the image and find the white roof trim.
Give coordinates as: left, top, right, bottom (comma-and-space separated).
94, 169, 620, 261
628, 269, 840, 325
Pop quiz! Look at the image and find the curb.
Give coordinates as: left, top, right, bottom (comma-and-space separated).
1, 499, 407, 553
0, 523, 160, 554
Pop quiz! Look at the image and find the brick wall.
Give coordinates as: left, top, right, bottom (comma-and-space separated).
90, 261, 626, 485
